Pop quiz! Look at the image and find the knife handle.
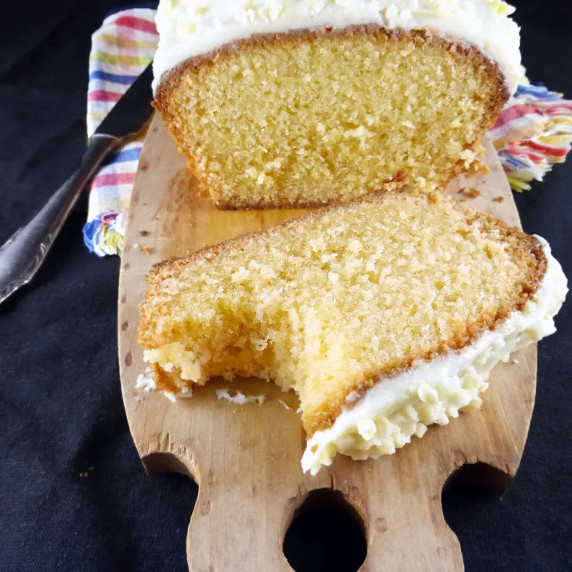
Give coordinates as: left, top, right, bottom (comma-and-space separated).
0, 133, 121, 304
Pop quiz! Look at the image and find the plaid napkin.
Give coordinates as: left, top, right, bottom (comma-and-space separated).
83, 9, 572, 257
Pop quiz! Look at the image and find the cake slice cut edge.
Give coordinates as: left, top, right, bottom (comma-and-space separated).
137, 191, 567, 474
154, 26, 509, 208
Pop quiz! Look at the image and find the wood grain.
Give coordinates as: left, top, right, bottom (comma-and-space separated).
118, 114, 536, 571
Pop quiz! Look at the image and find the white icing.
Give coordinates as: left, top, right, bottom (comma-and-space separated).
135, 370, 156, 392
279, 399, 293, 410
163, 390, 178, 403
216, 388, 266, 404
154, 0, 523, 94
302, 237, 567, 475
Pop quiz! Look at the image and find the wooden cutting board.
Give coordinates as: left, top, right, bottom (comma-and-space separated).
118, 114, 536, 571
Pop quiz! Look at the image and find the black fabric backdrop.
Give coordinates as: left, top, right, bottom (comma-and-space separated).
1, 1, 571, 570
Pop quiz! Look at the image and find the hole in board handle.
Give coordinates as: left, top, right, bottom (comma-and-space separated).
442, 461, 514, 560
283, 488, 367, 572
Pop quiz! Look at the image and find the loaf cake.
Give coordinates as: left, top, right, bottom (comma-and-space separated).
138, 191, 567, 474
153, 0, 523, 208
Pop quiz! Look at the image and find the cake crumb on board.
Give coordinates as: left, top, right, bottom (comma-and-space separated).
458, 187, 481, 199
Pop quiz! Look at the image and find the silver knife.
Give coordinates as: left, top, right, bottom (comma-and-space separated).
0, 64, 154, 305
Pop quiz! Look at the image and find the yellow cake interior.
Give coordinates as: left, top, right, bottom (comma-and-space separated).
138, 192, 544, 436
155, 27, 507, 208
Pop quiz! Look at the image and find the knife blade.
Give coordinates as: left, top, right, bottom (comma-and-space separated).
0, 64, 154, 306
95, 64, 154, 138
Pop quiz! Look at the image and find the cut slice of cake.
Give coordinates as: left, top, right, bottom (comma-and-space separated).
153, 0, 523, 208
137, 191, 567, 474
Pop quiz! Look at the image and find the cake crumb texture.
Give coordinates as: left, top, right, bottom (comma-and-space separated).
155, 27, 508, 208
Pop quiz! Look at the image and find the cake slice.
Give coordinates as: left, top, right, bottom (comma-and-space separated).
138, 191, 567, 474
153, 0, 523, 208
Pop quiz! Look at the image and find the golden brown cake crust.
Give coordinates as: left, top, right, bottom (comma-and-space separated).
154, 25, 509, 210
138, 190, 547, 436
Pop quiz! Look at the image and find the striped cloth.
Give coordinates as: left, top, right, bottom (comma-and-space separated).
83, 10, 157, 257
83, 9, 572, 257
490, 84, 572, 191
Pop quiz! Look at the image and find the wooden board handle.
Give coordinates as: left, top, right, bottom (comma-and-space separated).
327, 454, 462, 571
143, 445, 464, 571
359, 485, 462, 570
184, 467, 463, 571
187, 483, 294, 571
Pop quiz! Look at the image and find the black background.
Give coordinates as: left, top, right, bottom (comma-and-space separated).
1, 1, 571, 570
